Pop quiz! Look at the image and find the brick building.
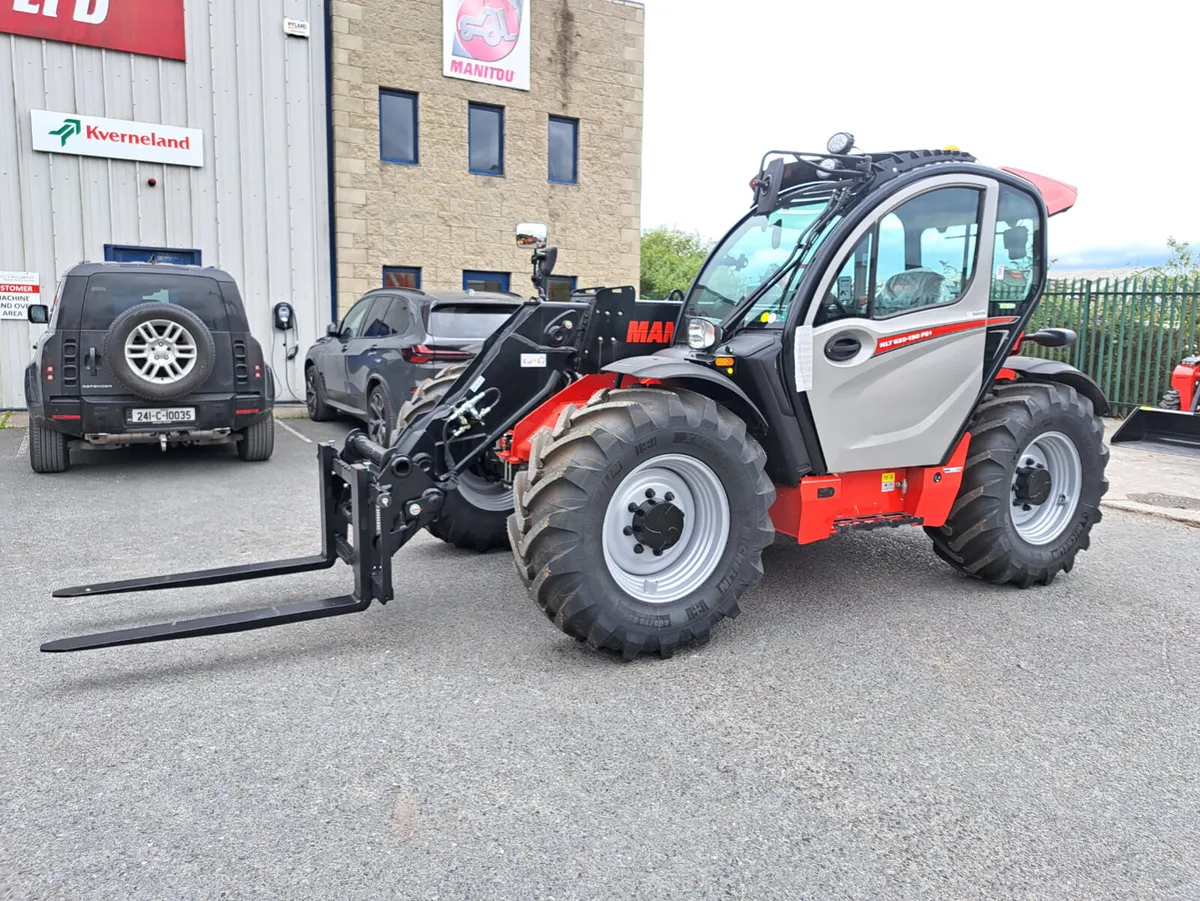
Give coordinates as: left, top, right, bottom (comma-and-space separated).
328, 0, 645, 315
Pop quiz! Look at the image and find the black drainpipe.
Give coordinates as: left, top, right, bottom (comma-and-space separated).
323, 0, 339, 324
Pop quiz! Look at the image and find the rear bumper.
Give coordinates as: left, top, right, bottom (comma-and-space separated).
34, 393, 273, 440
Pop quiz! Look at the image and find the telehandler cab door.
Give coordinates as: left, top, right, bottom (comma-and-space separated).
797, 173, 1000, 473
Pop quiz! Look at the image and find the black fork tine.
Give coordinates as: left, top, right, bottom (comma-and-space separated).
51, 554, 339, 598
41, 594, 370, 653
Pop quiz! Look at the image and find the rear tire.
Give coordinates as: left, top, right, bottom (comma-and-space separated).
508, 386, 776, 660
305, 364, 334, 421
925, 381, 1108, 588
394, 362, 511, 552
237, 416, 275, 461
29, 422, 70, 474
366, 382, 395, 446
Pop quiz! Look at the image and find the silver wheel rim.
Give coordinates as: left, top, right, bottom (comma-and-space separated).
1010, 431, 1083, 545
458, 469, 513, 512
306, 369, 319, 415
124, 319, 198, 385
601, 454, 730, 604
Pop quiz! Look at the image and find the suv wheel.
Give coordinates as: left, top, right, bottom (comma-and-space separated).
305, 364, 334, 421
237, 416, 275, 462
367, 383, 394, 445
104, 303, 217, 401
29, 423, 70, 474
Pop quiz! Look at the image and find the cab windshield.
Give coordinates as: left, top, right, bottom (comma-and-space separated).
685, 194, 838, 326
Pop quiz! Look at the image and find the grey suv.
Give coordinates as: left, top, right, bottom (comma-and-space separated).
304, 287, 521, 444
24, 262, 276, 473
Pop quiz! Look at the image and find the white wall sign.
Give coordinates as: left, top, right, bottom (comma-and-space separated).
0, 272, 40, 320
443, 0, 531, 92
283, 18, 311, 38
30, 110, 204, 168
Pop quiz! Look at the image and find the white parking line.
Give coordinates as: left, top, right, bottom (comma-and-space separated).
277, 419, 313, 444
17, 430, 28, 457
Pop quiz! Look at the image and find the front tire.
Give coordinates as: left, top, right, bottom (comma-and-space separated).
305, 364, 334, 421
29, 422, 70, 473
926, 381, 1108, 588
394, 362, 512, 552
1159, 388, 1181, 410
508, 386, 776, 660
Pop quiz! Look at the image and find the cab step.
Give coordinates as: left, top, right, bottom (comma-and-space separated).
833, 513, 924, 533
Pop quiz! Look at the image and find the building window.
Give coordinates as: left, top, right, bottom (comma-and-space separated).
384, 266, 421, 289
548, 275, 577, 302
463, 270, 510, 293
468, 103, 504, 176
548, 116, 578, 184
380, 89, 418, 165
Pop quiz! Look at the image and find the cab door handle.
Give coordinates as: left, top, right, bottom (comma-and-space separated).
825, 335, 861, 362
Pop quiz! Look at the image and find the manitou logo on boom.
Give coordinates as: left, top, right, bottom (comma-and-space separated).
626, 321, 676, 344
11, 0, 109, 24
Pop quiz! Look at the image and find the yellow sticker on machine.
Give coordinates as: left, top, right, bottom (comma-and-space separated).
882, 472, 896, 493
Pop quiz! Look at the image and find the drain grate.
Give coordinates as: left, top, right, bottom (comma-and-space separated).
1127, 492, 1200, 511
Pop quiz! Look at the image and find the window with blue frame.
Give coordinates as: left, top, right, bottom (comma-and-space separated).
548, 275, 577, 302
468, 103, 504, 176
104, 245, 201, 265
383, 266, 421, 289
548, 116, 578, 184
380, 89, 418, 165
463, 270, 510, 293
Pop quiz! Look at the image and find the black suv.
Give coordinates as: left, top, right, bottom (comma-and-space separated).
24, 262, 276, 473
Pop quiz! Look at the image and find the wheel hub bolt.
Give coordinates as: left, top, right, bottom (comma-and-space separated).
623, 526, 633, 536
664, 492, 674, 502
653, 549, 663, 557
628, 502, 639, 513
645, 488, 655, 499
634, 544, 644, 554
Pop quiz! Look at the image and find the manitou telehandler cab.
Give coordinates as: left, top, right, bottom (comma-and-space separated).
42, 134, 1110, 661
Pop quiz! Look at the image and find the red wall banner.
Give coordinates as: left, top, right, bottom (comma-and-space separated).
0, 1, 186, 61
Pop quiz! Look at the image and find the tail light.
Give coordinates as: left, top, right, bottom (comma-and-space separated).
254, 363, 263, 380
44, 365, 55, 382
401, 345, 471, 365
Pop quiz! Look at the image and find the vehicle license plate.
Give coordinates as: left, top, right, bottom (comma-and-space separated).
129, 407, 196, 425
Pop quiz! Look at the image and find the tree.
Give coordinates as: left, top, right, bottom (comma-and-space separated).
640, 227, 712, 299
1136, 236, 1200, 280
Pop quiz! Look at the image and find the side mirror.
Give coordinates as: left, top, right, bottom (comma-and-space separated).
539, 245, 558, 281
27, 304, 49, 325
1024, 328, 1076, 349
517, 222, 548, 247
326, 323, 339, 337
754, 157, 786, 216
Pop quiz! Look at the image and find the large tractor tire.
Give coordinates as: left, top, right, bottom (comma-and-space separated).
508, 386, 776, 660
394, 362, 512, 552
926, 381, 1109, 588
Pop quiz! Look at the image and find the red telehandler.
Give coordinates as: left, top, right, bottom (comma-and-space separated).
42, 134, 1110, 660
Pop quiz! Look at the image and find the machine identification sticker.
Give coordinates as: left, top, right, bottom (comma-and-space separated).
0, 271, 39, 320
520, 353, 547, 368
793, 325, 814, 392
881, 472, 896, 493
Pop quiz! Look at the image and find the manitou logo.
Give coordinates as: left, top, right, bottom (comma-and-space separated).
442, 0, 529, 91
11, 0, 109, 24
626, 321, 676, 344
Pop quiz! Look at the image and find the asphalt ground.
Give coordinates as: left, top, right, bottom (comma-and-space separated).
1, 419, 1197, 901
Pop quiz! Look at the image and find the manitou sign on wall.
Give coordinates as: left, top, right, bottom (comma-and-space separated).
0, 0, 186, 60
443, 0, 531, 91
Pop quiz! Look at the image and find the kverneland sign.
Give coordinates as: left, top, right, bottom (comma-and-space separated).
31, 110, 203, 167
0, 0, 186, 61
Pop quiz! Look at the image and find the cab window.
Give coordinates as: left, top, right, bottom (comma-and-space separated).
990, 185, 1041, 311
816, 186, 984, 325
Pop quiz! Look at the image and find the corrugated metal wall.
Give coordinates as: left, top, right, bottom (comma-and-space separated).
0, 0, 331, 409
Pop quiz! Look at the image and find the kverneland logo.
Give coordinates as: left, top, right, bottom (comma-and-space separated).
48, 117, 191, 151
49, 118, 80, 146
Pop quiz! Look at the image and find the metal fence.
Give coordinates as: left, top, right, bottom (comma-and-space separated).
1019, 277, 1200, 416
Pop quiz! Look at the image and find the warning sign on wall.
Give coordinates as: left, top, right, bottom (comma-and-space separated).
0, 272, 40, 320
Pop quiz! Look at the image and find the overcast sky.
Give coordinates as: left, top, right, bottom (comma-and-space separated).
637, 0, 1197, 271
